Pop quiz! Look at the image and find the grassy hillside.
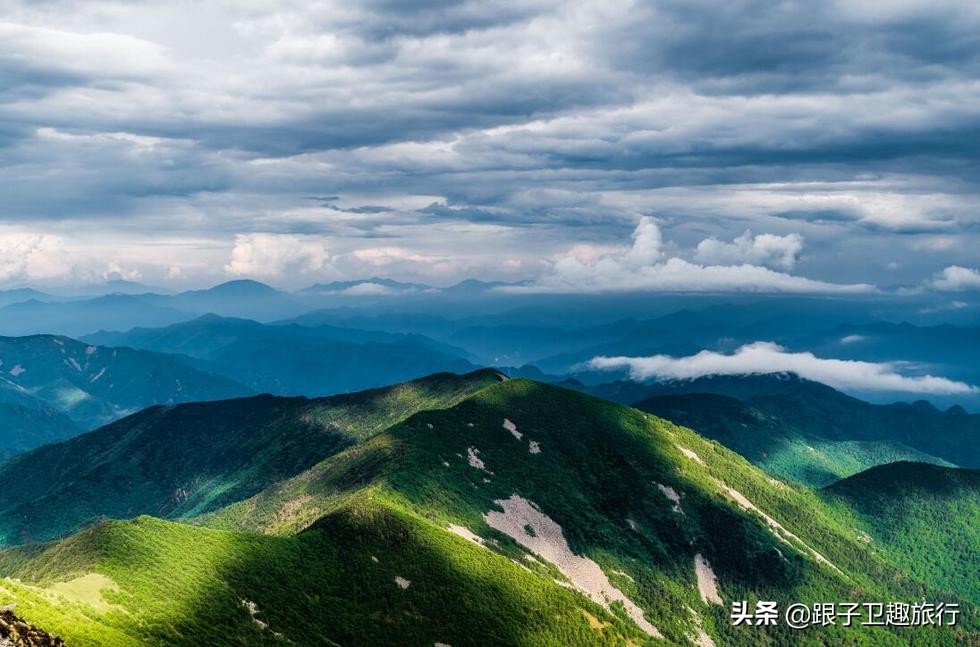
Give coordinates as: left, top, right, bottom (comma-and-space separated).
0, 505, 649, 646
0, 369, 504, 545
636, 392, 954, 487
624, 374, 978, 486
0, 378, 974, 645
822, 462, 980, 603
203, 379, 974, 645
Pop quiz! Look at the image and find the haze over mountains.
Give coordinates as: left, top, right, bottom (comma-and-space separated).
84, 315, 476, 398
0, 279, 977, 457
0, 335, 251, 458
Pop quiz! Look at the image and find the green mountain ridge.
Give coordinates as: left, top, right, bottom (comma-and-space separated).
0, 376, 973, 646
624, 374, 979, 486
821, 462, 980, 603
0, 369, 504, 545
634, 391, 956, 487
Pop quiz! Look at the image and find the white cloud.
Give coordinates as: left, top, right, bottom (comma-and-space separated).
224, 233, 331, 278
341, 246, 465, 280
349, 246, 445, 267
101, 261, 142, 282
0, 233, 74, 282
694, 230, 804, 271
509, 218, 873, 294
0, 21, 171, 78
587, 342, 977, 395
927, 265, 980, 291
623, 217, 664, 267
339, 282, 396, 296
0, 230, 162, 287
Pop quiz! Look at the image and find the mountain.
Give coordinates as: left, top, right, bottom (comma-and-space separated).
0, 281, 308, 339
84, 315, 476, 397
0, 296, 191, 338
85, 314, 470, 360
166, 280, 309, 321
525, 309, 980, 401
822, 462, 980, 603
70, 280, 170, 296
526, 300, 885, 374
0, 335, 251, 433
788, 322, 980, 410
627, 374, 980, 486
445, 323, 643, 366
280, 311, 459, 343
0, 403, 79, 462
281, 311, 661, 367
634, 392, 952, 487
0, 370, 505, 545
187, 279, 279, 298
0, 289, 59, 309
0, 377, 973, 645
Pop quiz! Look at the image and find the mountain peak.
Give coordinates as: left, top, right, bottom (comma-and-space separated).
205, 279, 279, 295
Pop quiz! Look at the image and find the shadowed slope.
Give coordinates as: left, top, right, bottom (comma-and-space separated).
0, 370, 504, 545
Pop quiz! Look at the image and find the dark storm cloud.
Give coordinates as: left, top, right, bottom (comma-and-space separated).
602, 0, 980, 90
0, 0, 979, 288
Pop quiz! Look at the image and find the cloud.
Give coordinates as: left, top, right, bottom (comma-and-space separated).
587, 342, 977, 395
0, 233, 73, 282
224, 233, 332, 278
1, 0, 979, 289
623, 217, 664, 267
694, 230, 804, 270
0, 230, 157, 286
926, 265, 980, 291
349, 246, 447, 267
0, 21, 170, 81
339, 282, 397, 296
508, 217, 873, 294
926, 265, 980, 292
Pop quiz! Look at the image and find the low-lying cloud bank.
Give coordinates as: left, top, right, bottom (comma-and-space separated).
587, 342, 977, 395
505, 218, 874, 295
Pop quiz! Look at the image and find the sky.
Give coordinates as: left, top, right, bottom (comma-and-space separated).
1, 0, 979, 292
